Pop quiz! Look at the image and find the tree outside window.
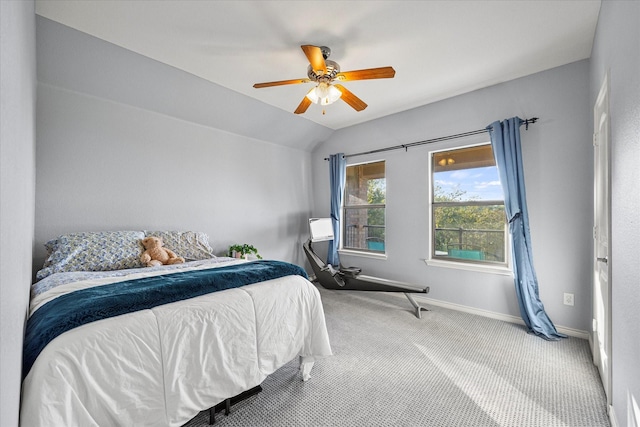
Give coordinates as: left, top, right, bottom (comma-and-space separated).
343, 161, 386, 253
431, 145, 507, 264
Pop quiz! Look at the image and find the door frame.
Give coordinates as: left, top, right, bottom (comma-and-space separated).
592, 71, 612, 408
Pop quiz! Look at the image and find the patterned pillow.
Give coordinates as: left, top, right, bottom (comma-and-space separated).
143, 231, 215, 261
36, 231, 146, 280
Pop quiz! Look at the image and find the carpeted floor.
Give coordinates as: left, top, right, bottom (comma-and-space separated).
184, 285, 610, 427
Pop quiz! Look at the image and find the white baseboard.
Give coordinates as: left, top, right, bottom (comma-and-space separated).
414, 296, 590, 339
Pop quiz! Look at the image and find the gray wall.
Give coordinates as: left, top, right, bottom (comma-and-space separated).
0, 1, 37, 426
312, 60, 592, 333
589, 1, 640, 425
35, 17, 332, 152
34, 17, 329, 271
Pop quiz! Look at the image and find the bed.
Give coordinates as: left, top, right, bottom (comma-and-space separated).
20, 231, 332, 427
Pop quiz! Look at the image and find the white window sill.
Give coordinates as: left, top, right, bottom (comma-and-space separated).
339, 249, 388, 261
424, 258, 512, 276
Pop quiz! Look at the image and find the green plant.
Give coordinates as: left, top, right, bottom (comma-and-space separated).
227, 243, 262, 259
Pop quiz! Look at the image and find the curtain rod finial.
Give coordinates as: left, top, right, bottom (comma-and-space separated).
524, 117, 538, 130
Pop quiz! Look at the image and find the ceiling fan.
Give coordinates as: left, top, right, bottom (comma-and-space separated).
253, 45, 395, 115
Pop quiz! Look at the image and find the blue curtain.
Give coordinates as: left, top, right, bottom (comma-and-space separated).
487, 118, 566, 340
328, 153, 346, 266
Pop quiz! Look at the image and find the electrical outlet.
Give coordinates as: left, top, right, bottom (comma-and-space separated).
563, 293, 575, 306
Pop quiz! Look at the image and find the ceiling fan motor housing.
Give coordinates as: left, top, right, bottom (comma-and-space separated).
307, 60, 340, 82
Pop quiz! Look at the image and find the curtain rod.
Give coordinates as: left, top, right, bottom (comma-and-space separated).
324, 117, 538, 160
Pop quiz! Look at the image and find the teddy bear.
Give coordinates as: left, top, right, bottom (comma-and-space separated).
140, 236, 185, 267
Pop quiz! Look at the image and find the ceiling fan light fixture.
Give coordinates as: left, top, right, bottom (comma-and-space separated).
306, 82, 341, 105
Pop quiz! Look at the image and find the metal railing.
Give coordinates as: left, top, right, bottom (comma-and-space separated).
434, 227, 505, 262
342, 224, 505, 260
344, 224, 385, 251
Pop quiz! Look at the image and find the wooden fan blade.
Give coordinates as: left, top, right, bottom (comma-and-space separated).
334, 84, 367, 111
253, 78, 311, 88
294, 96, 312, 114
336, 66, 396, 81
301, 45, 327, 75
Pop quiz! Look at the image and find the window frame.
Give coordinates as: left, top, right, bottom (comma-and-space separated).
339, 159, 387, 258
426, 143, 512, 275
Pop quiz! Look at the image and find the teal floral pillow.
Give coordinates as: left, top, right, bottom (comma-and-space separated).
143, 231, 215, 261
37, 231, 146, 280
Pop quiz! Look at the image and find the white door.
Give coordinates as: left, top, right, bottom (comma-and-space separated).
593, 74, 611, 406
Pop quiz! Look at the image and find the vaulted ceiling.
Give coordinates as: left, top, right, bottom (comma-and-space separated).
35, 1, 601, 130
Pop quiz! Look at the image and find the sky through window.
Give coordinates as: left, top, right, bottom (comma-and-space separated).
434, 166, 503, 201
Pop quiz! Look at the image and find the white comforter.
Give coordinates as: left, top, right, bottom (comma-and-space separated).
20, 260, 332, 427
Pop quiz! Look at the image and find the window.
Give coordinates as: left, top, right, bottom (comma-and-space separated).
342, 161, 386, 253
431, 144, 507, 265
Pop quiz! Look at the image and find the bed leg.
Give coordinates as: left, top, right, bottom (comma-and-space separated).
404, 293, 428, 319
209, 385, 262, 425
299, 356, 315, 381
207, 385, 262, 424
207, 399, 229, 424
